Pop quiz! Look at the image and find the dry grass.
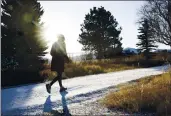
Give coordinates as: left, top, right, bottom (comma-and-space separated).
39, 53, 169, 80
102, 70, 171, 115
39, 58, 135, 80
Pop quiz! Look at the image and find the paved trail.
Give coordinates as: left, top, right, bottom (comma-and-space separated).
2, 65, 169, 115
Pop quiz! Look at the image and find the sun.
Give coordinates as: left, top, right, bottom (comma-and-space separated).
40, 11, 84, 60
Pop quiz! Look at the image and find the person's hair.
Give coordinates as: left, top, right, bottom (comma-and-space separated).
57, 34, 65, 42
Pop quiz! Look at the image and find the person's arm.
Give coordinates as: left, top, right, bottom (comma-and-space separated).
63, 43, 71, 63
63, 43, 67, 56
50, 44, 55, 56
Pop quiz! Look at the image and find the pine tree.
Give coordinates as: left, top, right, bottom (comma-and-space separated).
1, 0, 48, 71
136, 19, 158, 60
78, 6, 123, 59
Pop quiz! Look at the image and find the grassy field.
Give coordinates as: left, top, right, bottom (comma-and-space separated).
40, 59, 136, 80
101, 70, 171, 115
40, 53, 170, 80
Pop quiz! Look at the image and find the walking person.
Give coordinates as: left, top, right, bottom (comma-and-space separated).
46, 34, 70, 93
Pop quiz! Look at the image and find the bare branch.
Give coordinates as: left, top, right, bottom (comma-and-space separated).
137, 0, 171, 47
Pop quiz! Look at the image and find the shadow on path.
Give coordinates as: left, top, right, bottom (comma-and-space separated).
43, 91, 72, 116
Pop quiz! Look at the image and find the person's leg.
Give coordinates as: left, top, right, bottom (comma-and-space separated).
58, 71, 67, 92
46, 71, 66, 93
57, 71, 63, 88
46, 72, 61, 94
50, 75, 58, 87
49, 71, 63, 87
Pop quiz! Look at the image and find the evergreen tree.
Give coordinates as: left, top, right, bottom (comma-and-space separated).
78, 6, 123, 59
1, 0, 48, 71
136, 19, 158, 60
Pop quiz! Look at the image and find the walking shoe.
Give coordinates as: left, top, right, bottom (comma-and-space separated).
46, 84, 51, 94
60, 87, 67, 92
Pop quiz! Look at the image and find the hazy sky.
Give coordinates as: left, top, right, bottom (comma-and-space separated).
39, 1, 170, 55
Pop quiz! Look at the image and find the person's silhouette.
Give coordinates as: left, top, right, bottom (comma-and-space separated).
43, 95, 52, 113
43, 92, 71, 116
46, 34, 70, 93
60, 91, 71, 116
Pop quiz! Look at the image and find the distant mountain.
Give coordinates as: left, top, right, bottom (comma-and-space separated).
153, 49, 171, 53
123, 48, 171, 54
122, 47, 139, 54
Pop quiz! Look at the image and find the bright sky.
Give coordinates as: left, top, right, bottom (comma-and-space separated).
39, 1, 170, 56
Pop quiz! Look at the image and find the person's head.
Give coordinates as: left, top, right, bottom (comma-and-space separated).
57, 34, 65, 43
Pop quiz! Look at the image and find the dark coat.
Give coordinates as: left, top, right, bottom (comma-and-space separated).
50, 42, 66, 72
